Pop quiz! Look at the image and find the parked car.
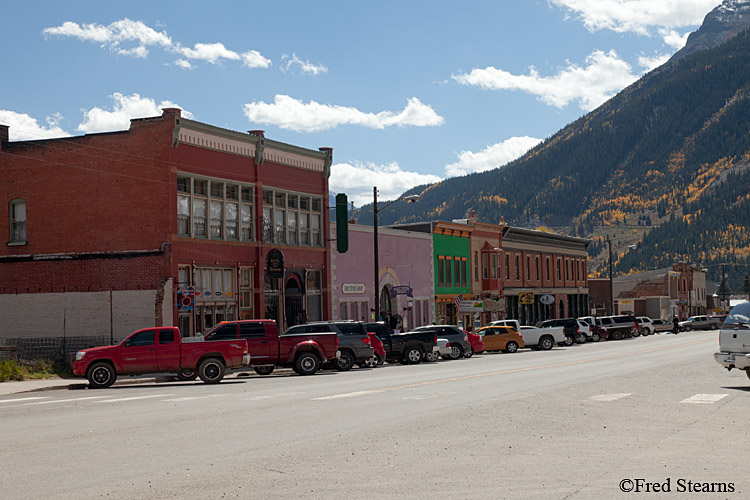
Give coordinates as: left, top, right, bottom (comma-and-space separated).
359, 332, 386, 368
539, 318, 587, 345
710, 314, 728, 326
577, 317, 607, 341
425, 339, 453, 362
652, 319, 673, 333
411, 325, 472, 360
474, 326, 525, 353
365, 322, 438, 364
204, 320, 340, 376
596, 315, 638, 340
465, 330, 485, 357
679, 315, 721, 331
636, 316, 655, 335
73, 327, 251, 388
713, 301, 750, 379
283, 321, 372, 371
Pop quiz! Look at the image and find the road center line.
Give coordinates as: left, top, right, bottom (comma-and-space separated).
25, 396, 111, 405
311, 338, 714, 401
96, 394, 175, 403
0, 397, 49, 403
680, 393, 728, 404
162, 394, 229, 402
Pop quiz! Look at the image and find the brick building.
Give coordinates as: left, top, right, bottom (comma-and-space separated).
501, 227, 590, 325
1, 109, 332, 347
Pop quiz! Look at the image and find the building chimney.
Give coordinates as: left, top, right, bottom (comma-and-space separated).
318, 147, 333, 158
161, 108, 182, 119
0, 124, 8, 151
248, 130, 265, 138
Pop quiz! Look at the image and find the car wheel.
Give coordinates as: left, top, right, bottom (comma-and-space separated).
575, 334, 587, 344
563, 335, 574, 347
253, 365, 275, 376
87, 362, 116, 389
176, 369, 198, 381
504, 341, 519, 353
449, 343, 464, 360
632, 329, 641, 337
198, 358, 225, 384
591, 332, 601, 342
538, 336, 553, 350
685, 326, 692, 332
403, 346, 423, 364
361, 355, 379, 368
333, 351, 354, 371
424, 351, 439, 362
464, 347, 474, 358
294, 352, 320, 375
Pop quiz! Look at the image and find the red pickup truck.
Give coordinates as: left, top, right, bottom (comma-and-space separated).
73, 327, 250, 388
203, 320, 339, 376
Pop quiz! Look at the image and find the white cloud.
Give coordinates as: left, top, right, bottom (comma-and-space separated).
549, 0, 720, 44
638, 53, 670, 71
43, 18, 271, 69
330, 161, 443, 206
241, 50, 272, 69
453, 49, 638, 111
243, 95, 445, 132
659, 28, 692, 50
176, 42, 240, 64
0, 110, 70, 141
444, 136, 543, 177
77, 93, 193, 133
174, 59, 194, 70
280, 53, 327, 75
42, 18, 171, 53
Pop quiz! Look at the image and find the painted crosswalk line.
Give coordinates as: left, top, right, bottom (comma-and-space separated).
590, 393, 632, 402
680, 393, 728, 404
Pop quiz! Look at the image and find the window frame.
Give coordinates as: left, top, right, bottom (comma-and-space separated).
8, 199, 27, 245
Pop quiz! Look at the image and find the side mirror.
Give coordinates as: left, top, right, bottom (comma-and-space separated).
124, 340, 132, 347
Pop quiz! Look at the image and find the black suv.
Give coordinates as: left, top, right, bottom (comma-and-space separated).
283, 321, 373, 371
539, 318, 587, 346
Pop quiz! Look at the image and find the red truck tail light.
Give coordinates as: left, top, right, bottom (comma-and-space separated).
434, 334, 438, 344
335, 336, 339, 349
362, 337, 371, 345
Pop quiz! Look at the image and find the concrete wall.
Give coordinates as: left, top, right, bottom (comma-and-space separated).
0, 289, 164, 341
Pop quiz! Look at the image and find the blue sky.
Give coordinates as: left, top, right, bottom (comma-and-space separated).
1, 0, 723, 205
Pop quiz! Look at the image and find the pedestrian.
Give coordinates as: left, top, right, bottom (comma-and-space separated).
672, 315, 680, 335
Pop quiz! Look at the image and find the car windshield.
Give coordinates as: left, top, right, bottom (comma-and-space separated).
724, 303, 750, 327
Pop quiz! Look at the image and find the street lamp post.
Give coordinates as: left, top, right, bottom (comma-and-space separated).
373, 187, 419, 323
608, 237, 614, 315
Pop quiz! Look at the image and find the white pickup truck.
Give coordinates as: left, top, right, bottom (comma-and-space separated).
489, 319, 567, 350
713, 302, 750, 379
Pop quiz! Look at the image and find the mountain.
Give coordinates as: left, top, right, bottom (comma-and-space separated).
671, 0, 750, 62
354, 0, 750, 292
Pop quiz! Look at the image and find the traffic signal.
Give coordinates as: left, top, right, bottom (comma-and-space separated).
335, 193, 348, 253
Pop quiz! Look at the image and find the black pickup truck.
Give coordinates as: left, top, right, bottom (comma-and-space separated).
364, 322, 437, 364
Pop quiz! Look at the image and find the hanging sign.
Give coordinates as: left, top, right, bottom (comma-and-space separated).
390, 285, 414, 298
267, 249, 284, 278
540, 294, 554, 305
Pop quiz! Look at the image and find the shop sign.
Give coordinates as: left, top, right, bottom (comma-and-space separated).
519, 292, 535, 305
267, 249, 284, 279
540, 294, 554, 305
458, 300, 484, 313
390, 285, 413, 298
483, 297, 506, 312
342, 283, 366, 294
176, 286, 195, 312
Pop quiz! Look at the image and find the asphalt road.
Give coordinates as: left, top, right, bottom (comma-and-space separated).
2, 330, 748, 500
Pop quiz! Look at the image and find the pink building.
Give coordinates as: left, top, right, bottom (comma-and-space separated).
330, 222, 434, 330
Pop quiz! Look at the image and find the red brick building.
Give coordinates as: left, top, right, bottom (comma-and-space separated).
500, 226, 590, 325
1, 109, 332, 342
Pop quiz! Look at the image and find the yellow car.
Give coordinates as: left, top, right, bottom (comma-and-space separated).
475, 326, 525, 353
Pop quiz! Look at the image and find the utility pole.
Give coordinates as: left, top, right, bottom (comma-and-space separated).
608, 237, 614, 315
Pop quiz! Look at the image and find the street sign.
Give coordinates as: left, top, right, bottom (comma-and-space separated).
540, 294, 554, 305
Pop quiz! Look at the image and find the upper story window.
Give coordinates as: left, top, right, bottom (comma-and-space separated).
261, 188, 323, 247
177, 175, 253, 241
9, 199, 26, 245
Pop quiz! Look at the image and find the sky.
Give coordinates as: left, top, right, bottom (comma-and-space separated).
0, 0, 724, 206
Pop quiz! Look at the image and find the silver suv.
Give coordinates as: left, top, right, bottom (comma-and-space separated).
679, 315, 721, 331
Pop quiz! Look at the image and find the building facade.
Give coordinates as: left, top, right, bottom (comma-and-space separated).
1, 109, 333, 345
501, 227, 590, 325
330, 222, 434, 330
